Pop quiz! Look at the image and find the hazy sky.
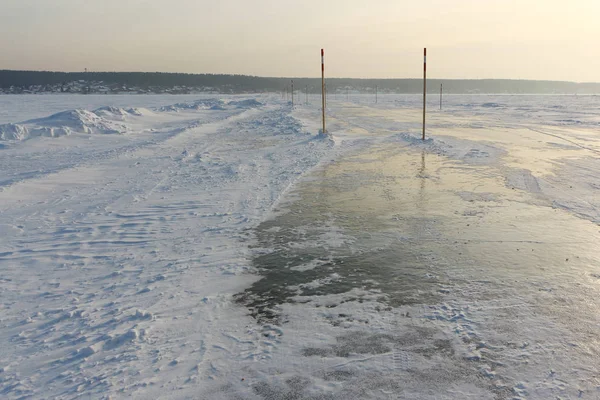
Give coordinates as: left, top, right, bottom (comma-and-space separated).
1, 0, 599, 81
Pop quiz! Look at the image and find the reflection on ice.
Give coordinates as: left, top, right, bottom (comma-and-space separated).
240, 97, 600, 398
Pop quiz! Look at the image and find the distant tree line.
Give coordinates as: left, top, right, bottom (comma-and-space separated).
1, 70, 599, 94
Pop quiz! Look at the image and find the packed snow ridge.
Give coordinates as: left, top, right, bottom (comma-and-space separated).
0, 98, 264, 141
0, 108, 134, 140
158, 98, 263, 112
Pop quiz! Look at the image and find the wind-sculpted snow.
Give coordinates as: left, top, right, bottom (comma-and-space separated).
0, 108, 132, 141
0, 98, 266, 141
157, 98, 263, 113
0, 123, 29, 140
158, 98, 227, 112
227, 98, 264, 108
26, 109, 127, 134
93, 106, 148, 119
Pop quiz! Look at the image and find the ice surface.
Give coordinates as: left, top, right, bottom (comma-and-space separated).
0, 93, 599, 399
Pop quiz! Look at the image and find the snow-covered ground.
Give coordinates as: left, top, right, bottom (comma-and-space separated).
0, 94, 599, 399
0, 94, 222, 125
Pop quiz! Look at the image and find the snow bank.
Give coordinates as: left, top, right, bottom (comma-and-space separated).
26, 109, 124, 133
227, 99, 263, 108
158, 98, 227, 112
250, 113, 303, 135
0, 122, 77, 140
158, 98, 264, 113
0, 123, 30, 140
0, 97, 267, 141
0, 109, 132, 141
93, 106, 148, 119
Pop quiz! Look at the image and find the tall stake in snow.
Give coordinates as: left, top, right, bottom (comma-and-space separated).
321, 49, 326, 134
376, 85, 378, 104
291, 80, 294, 107
423, 48, 427, 141
440, 83, 443, 110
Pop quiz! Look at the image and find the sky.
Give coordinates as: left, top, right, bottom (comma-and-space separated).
1, 0, 599, 82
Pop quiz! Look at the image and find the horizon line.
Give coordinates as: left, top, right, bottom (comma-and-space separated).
1, 69, 599, 85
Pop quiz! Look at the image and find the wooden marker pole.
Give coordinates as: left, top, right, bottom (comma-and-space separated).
422, 48, 427, 141
321, 49, 326, 134
440, 83, 443, 110
291, 80, 294, 107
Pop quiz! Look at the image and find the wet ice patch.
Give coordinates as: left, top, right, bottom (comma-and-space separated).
546, 141, 580, 150
506, 169, 542, 193
393, 131, 435, 146
464, 148, 489, 159
289, 258, 332, 272
481, 102, 504, 108
218, 288, 498, 400
288, 273, 342, 292
456, 191, 501, 203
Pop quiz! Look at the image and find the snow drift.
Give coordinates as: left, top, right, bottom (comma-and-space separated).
158, 99, 227, 112
93, 106, 148, 119
158, 98, 264, 113
0, 98, 266, 142
0, 108, 133, 141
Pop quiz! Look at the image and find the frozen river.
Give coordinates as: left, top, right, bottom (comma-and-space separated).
239, 98, 600, 399
0, 93, 599, 399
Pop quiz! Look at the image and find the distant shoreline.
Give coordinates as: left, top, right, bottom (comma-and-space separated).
1, 93, 599, 96
1, 70, 599, 95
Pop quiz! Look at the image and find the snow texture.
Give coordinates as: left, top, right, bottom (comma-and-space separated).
0, 93, 599, 399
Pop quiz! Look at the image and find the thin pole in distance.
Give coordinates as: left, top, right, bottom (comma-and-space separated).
321, 49, 326, 134
422, 48, 427, 141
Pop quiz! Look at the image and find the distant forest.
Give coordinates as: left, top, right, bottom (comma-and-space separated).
1, 70, 600, 94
